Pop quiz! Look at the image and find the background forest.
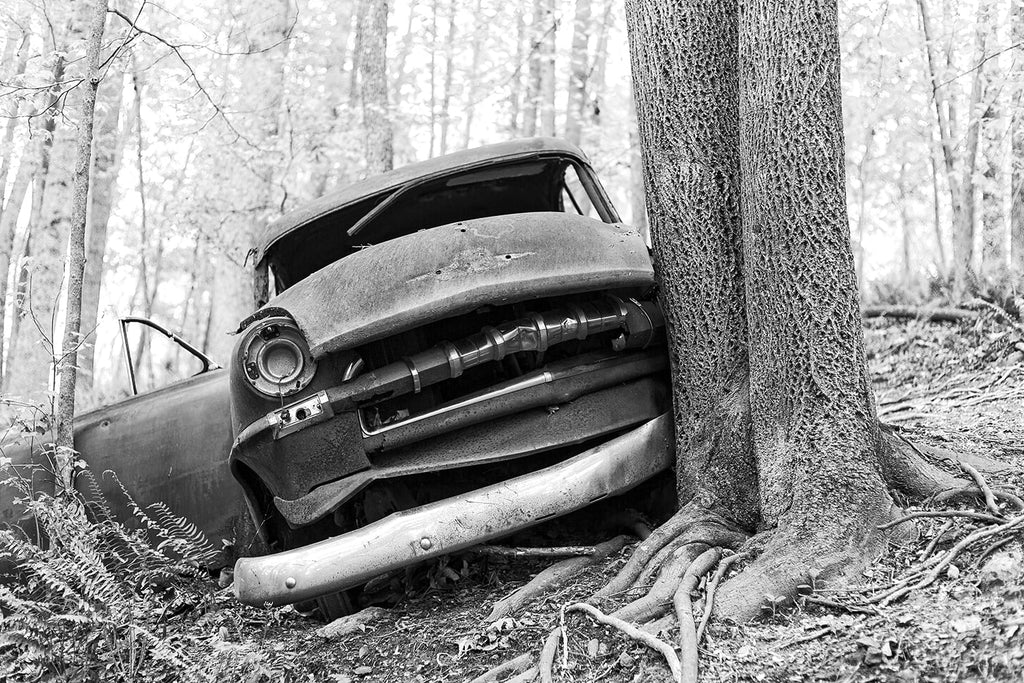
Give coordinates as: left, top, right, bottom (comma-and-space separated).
0, 0, 1021, 410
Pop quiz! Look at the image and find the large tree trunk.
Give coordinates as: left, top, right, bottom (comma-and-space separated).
623, 0, 965, 624
78, 67, 127, 395
54, 0, 109, 485
626, 0, 756, 527
359, 0, 392, 173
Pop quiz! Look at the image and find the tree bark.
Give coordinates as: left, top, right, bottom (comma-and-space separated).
78, 67, 127, 394
54, 0, 109, 487
565, 0, 592, 147
360, 0, 392, 173
626, 0, 757, 526
723, 0, 893, 619
624, 0, 950, 624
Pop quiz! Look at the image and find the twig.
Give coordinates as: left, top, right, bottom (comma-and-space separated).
696, 553, 744, 644
485, 536, 630, 622
803, 596, 880, 615
539, 628, 560, 683
877, 510, 1004, 530
474, 545, 598, 558
780, 626, 834, 648
468, 653, 534, 683
918, 519, 955, 562
960, 462, 1003, 517
673, 548, 721, 683
974, 536, 1016, 570
870, 514, 1024, 605
553, 603, 683, 683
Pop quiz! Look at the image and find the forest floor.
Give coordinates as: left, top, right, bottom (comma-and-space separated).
181, 316, 1024, 683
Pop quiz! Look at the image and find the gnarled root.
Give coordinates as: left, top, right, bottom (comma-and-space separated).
469, 653, 535, 683
673, 548, 722, 683
485, 535, 631, 623
539, 603, 683, 683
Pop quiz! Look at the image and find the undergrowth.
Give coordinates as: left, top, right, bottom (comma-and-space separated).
0, 456, 231, 682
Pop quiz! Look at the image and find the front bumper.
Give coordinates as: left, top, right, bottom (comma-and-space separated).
233, 413, 673, 606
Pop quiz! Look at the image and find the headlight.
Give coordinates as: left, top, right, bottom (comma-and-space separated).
239, 316, 317, 398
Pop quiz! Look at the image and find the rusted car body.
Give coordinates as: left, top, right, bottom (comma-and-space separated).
0, 359, 241, 548
228, 138, 673, 611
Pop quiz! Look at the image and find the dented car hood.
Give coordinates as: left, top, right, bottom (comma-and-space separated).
266, 212, 654, 357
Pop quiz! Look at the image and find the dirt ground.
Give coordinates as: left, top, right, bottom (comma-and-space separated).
186, 316, 1024, 683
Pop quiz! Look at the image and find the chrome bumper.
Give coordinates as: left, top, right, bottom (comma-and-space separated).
233, 413, 673, 606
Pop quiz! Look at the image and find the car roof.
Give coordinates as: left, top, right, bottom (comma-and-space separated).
254, 137, 590, 263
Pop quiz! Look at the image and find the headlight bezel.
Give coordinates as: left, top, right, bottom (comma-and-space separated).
238, 315, 317, 398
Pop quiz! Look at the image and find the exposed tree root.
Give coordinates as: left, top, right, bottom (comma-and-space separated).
878, 510, 1005, 529
590, 504, 708, 600
539, 603, 683, 683
930, 486, 1024, 511
612, 543, 709, 624
960, 462, 1003, 516
673, 548, 721, 683
468, 653, 535, 683
485, 535, 631, 623
865, 513, 1024, 605
696, 552, 744, 643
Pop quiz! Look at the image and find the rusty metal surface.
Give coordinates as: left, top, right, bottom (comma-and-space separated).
256, 137, 590, 262
233, 413, 673, 606
267, 213, 653, 358
272, 375, 668, 527
0, 371, 240, 545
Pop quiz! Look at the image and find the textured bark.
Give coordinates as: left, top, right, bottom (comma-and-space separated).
626, 0, 757, 527
727, 0, 896, 617
359, 0, 392, 173
55, 0, 109, 484
79, 68, 127, 392
565, 0, 592, 147
622, 0, 948, 624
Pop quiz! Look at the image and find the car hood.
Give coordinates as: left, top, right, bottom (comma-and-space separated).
265, 212, 654, 358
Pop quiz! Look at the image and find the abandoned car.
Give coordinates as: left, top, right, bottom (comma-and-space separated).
0, 138, 673, 615
228, 137, 673, 613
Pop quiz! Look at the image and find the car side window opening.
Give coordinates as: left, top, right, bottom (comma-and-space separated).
119, 317, 219, 395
